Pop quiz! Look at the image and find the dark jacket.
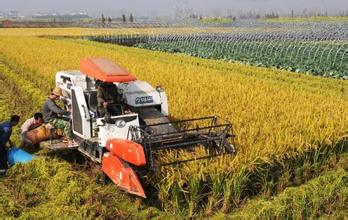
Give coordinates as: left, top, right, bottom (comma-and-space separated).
97, 83, 121, 108
42, 98, 70, 123
0, 121, 12, 146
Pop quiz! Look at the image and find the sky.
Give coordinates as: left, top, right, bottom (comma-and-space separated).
0, 0, 347, 17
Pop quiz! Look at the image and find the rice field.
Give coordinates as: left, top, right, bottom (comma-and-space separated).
0, 27, 347, 217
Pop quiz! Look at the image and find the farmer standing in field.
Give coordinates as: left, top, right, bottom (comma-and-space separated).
0, 115, 20, 174
20, 112, 44, 147
42, 87, 77, 148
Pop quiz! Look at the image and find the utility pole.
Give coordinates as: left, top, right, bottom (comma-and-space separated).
129, 13, 134, 23
101, 14, 106, 26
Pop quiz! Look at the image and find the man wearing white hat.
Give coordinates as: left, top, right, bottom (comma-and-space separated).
42, 87, 77, 148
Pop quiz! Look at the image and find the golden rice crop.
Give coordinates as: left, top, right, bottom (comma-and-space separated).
0, 36, 346, 155
0, 36, 346, 166
0, 34, 347, 214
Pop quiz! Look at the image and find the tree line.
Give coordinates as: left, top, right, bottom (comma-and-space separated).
101, 13, 134, 24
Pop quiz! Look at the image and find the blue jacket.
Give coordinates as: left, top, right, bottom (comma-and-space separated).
0, 121, 12, 146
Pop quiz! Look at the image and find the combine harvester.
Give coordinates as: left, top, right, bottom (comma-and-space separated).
47, 57, 236, 197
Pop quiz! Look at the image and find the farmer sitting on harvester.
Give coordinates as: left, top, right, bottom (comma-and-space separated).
20, 112, 44, 147
97, 80, 123, 117
42, 87, 77, 148
0, 115, 20, 173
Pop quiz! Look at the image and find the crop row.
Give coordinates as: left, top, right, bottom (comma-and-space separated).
88, 32, 347, 78
137, 40, 347, 78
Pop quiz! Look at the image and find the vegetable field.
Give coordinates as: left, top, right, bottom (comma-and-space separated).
89, 21, 348, 78
0, 27, 347, 218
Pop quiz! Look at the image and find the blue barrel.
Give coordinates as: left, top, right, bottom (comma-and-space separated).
7, 147, 34, 166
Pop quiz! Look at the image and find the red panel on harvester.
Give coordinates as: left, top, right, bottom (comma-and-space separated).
80, 57, 137, 82
102, 153, 146, 198
106, 139, 146, 166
